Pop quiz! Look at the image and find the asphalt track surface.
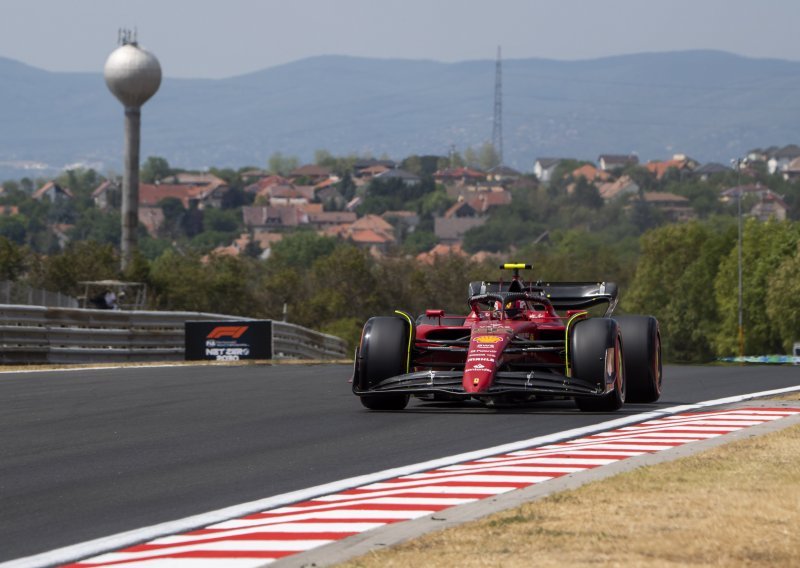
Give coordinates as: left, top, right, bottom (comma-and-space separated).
1, 363, 799, 563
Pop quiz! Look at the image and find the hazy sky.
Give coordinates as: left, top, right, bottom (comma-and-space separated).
2, 0, 799, 78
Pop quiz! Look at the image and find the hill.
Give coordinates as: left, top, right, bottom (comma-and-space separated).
1, 50, 800, 180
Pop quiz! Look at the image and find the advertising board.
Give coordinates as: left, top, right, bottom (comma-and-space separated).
185, 321, 272, 361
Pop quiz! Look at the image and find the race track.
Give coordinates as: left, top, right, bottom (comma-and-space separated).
1, 363, 799, 563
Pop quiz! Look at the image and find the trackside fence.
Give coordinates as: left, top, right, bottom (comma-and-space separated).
0, 304, 347, 364
0, 281, 79, 308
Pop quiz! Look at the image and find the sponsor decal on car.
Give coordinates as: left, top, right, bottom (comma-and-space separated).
474, 335, 504, 344
467, 357, 495, 363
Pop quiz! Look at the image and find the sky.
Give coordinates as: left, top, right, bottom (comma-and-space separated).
2, 0, 799, 79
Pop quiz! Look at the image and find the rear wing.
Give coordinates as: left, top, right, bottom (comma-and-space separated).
468, 281, 618, 315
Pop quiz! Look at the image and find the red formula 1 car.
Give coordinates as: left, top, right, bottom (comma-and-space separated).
353, 263, 662, 412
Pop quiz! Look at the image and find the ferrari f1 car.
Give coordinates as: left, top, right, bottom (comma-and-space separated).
353, 264, 662, 412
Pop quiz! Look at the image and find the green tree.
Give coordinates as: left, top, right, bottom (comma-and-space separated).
463, 146, 478, 168
268, 232, 338, 270
70, 209, 121, 245
140, 156, 172, 183
401, 155, 443, 177
572, 177, 603, 209
625, 221, 735, 361
149, 250, 259, 315
714, 219, 800, 356
267, 152, 299, 176
478, 142, 501, 170
203, 207, 241, 233
190, 231, 234, 252
0, 216, 27, 244
314, 149, 335, 167
138, 235, 173, 260
0, 236, 27, 280
29, 241, 119, 295
158, 197, 186, 239
766, 244, 800, 352
418, 188, 455, 217
402, 230, 437, 254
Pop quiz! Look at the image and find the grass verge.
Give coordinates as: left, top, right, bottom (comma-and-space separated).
341, 401, 800, 567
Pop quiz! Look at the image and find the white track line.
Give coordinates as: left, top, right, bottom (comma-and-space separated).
3, 383, 800, 568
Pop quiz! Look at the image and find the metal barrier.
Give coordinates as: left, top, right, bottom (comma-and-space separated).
0, 304, 347, 364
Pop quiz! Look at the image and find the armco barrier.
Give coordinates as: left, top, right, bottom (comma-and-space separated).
719, 355, 800, 365
0, 304, 347, 364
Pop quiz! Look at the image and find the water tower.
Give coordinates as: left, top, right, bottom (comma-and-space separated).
104, 30, 161, 271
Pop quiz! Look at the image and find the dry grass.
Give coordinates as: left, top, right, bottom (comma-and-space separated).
341, 422, 800, 567
772, 392, 800, 401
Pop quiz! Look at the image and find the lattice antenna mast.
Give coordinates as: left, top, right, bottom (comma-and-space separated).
492, 46, 504, 166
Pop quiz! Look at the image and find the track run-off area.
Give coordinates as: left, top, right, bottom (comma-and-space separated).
1, 363, 799, 566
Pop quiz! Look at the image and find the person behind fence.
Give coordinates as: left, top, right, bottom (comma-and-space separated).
104, 289, 119, 310
90, 289, 117, 309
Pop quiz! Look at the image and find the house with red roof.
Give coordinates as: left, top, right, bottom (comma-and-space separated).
645, 154, 699, 179
139, 184, 196, 208
569, 164, 610, 182
91, 179, 120, 210
289, 164, 334, 184
433, 167, 486, 185
630, 191, 695, 222
32, 181, 73, 202
596, 175, 640, 201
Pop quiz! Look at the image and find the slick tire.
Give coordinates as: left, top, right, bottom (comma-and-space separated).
571, 318, 625, 412
357, 316, 410, 411
614, 315, 662, 403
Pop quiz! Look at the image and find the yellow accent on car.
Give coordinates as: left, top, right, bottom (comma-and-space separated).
564, 311, 589, 378
394, 310, 413, 373
474, 335, 504, 343
502, 263, 530, 269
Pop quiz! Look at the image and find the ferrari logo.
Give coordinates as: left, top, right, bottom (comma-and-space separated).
473, 377, 480, 385
474, 335, 503, 344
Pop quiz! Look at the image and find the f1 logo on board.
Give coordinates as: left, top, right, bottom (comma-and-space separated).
206, 326, 249, 339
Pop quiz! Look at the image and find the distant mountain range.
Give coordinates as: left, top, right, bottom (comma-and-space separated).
1, 50, 800, 181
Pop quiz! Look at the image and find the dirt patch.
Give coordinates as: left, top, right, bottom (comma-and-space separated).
340, 423, 800, 567
772, 392, 800, 401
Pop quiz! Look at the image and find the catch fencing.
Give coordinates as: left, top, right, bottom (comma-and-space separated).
0, 281, 78, 308
0, 304, 347, 364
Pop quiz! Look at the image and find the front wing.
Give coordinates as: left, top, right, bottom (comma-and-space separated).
352, 369, 604, 399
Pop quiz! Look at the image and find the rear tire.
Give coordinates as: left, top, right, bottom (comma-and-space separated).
356, 316, 410, 411
571, 318, 625, 412
614, 315, 662, 403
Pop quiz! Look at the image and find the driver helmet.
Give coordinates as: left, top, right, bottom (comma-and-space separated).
505, 300, 522, 318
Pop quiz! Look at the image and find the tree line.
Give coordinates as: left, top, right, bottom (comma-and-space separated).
1, 215, 797, 361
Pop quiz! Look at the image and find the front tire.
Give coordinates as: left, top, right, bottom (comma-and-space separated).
571, 318, 625, 412
356, 316, 410, 411
614, 315, 662, 403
